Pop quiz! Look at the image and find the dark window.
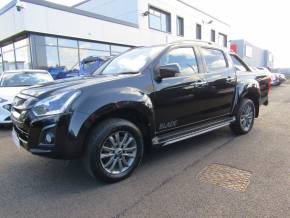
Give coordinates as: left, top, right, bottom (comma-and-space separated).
218, 33, 227, 47
196, 24, 202, 40
211, 29, 216, 42
160, 47, 198, 77
176, 16, 184, 36
149, 6, 171, 32
201, 48, 227, 72
230, 55, 248, 72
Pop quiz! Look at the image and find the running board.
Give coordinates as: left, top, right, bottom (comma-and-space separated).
152, 117, 235, 147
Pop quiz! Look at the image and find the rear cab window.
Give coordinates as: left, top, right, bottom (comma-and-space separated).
230, 54, 250, 72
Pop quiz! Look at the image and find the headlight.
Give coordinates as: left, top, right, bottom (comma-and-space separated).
32, 90, 81, 116
0, 97, 8, 104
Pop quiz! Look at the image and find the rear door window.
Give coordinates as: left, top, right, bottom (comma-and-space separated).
201, 48, 227, 72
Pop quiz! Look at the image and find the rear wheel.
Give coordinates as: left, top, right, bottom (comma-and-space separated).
230, 98, 255, 135
83, 118, 144, 182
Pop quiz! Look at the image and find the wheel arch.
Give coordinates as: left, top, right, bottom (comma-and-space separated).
79, 102, 155, 155
234, 80, 261, 118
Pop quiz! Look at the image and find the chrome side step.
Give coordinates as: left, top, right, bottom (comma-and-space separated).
152, 117, 235, 147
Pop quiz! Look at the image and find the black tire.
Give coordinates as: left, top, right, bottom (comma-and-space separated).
83, 118, 144, 183
230, 98, 255, 135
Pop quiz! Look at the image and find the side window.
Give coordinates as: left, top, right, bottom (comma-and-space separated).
201, 48, 227, 72
160, 47, 198, 77
230, 54, 248, 72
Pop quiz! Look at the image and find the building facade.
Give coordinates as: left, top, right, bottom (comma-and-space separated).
0, 0, 230, 75
230, 39, 274, 68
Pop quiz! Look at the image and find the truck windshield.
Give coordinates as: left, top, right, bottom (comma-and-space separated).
94, 46, 165, 75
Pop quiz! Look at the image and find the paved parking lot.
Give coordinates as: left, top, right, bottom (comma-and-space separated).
1, 83, 290, 218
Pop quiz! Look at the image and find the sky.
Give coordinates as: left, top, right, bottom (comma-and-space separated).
0, 0, 289, 67
188, 0, 290, 68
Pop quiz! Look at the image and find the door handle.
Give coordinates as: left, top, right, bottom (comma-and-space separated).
226, 76, 235, 83
190, 80, 208, 88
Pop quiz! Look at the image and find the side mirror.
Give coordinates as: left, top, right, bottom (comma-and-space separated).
156, 64, 180, 80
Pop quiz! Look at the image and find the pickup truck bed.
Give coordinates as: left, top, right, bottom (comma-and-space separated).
231, 53, 270, 107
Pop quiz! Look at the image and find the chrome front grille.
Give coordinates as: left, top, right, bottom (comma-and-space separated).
14, 124, 29, 145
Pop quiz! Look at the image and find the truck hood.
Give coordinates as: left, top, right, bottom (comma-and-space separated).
20, 75, 127, 98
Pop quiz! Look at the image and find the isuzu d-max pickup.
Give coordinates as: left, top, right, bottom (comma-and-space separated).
11, 41, 270, 182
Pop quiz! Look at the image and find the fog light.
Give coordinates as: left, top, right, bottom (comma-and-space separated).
45, 132, 55, 144
40, 126, 56, 146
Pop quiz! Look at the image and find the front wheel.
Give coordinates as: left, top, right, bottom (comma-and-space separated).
230, 98, 255, 135
83, 118, 144, 182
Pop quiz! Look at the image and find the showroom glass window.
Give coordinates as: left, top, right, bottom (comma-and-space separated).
2, 43, 16, 70
23, 34, 132, 79
160, 47, 199, 76
14, 38, 31, 69
201, 48, 227, 72
176, 16, 184, 36
79, 41, 110, 61
31, 35, 60, 77
1, 38, 31, 70
149, 6, 171, 32
58, 38, 79, 73
44, 36, 59, 70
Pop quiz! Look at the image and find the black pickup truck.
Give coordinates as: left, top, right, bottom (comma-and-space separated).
11, 41, 270, 182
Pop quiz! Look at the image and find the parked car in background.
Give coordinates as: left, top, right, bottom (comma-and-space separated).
0, 70, 53, 125
273, 68, 290, 79
48, 66, 79, 80
79, 56, 110, 76
47, 56, 110, 80
257, 67, 287, 86
11, 41, 270, 182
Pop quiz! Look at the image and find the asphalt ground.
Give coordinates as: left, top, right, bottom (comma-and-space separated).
0, 83, 290, 218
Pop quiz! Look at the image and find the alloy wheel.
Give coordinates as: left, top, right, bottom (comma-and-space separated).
100, 131, 137, 175
240, 103, 254, 131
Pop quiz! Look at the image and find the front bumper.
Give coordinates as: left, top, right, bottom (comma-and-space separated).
11, 109, 86, 159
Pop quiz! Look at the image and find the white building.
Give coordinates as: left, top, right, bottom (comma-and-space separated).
0, 0, 230, 74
